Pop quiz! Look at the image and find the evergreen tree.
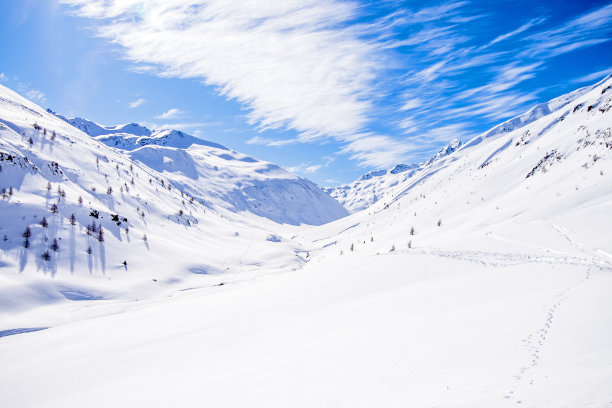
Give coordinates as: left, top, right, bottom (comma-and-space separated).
98, 227, 104, 242
70, 213, 76, 226
41, 217, 48, 228
51, 239, 59, 252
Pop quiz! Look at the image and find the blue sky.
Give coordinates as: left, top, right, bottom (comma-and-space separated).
1, 0, 611, 186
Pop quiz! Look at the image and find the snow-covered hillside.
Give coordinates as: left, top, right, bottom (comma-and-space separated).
325, 139, 461, 212
327, 77, 609, 214
1, 76, 611, 408
56, 116, 347, 225
51, 112, 152, 137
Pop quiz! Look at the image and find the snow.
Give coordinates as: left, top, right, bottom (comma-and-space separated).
1, 75, 612, 407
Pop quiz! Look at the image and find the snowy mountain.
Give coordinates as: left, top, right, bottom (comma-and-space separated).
50, 111, 152, 137
1, 76, 611, 408
53, 113, 347, 226
325, 139, 461, 212
327, 76, 609, 213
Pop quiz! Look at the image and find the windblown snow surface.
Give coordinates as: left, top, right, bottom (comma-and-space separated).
1, 76, 612, 408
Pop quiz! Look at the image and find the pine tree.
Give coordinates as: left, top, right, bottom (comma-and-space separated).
42, 251, 51, 261
41, 217, 48, 228
50, 203, 58, 213
350, 243, 354, 252
51, 130, 56, 141
390, 244, 395, 252
98, 227, 104, 242
410, 226, 415, 235
8, 187, 13, 196
407, 240, 412, 249
143, 234, 147, 242
70, 213, 76, 226
78, 196, 83, 205
47, 182, 52, 191
28, 137, 33, 146
23, 226, 32, 239
51, 239, 59, 252
107, 186, 112, 195
437, 219, 442, 227
87, 246, 92, 255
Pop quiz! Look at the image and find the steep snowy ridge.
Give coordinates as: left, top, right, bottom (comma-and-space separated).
327, 76, 612, 214
326, 139, 461, 212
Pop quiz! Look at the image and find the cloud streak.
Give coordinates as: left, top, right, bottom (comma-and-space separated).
63, 0, 382, 138
61, 0, 612, 171
156, 108, 183, 119
129, 98, 146, 108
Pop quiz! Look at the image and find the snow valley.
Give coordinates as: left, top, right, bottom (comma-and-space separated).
1, 75, 612, 407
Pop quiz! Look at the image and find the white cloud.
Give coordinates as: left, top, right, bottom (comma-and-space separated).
488, 18, 545, 46
341, 133, 417, 168
571, 68, 612, 84
522, 4, 612, 58
156, 108, 183, 119
25, 89, 46, 104
0, 73, 7, 83
287, 163, 322, 174
130, 98, 147, 109
246, 136, 298, 147
129, 98, 146, 108
63, 0, 383, 142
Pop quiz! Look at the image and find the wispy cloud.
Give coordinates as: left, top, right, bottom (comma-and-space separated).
129, 98, 146, 108
0, 73, 7, 83
287, 163, 323, 174
25, 89, 46, 104
571, 67, 612, 84
63, 0, 382, 138
61, 0, 612, 172
521, 4, 612, 58
246, 136, 298, 147
156, 108, 183, 119
488, 18, 545, 46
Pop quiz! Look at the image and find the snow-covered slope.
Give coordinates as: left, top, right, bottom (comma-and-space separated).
1, 76, 611, 408
51, 112, 152, 137
327, 77, 609, 213
59, 116, 347, 225
326, 139, 461, 212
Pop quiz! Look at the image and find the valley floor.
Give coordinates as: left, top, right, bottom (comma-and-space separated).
1, 225, 611, 408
